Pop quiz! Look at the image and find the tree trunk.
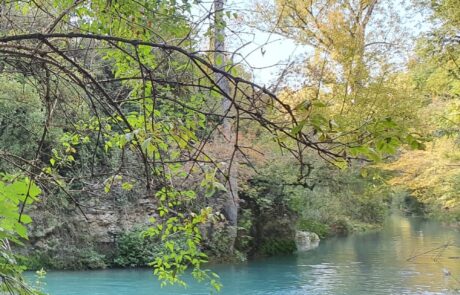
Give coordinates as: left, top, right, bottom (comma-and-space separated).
213, 0, 238, 252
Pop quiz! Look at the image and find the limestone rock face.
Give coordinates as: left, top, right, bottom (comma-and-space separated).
26, 191, 158, 258
295, 230, 320, 251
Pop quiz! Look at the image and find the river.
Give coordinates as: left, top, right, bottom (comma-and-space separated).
29, 215, 460, 294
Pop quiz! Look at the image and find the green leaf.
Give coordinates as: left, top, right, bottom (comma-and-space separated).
104, 183, 111, 193
312, 100, 327, 107
122, 182, 133, 191
213, 182, 227, 192
334, 159, 348, 170
291, 120, 306, 135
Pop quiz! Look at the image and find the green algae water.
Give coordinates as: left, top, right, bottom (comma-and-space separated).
29, 215, 460, 294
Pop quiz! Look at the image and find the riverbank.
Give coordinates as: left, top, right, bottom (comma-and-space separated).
21, 210, 386, 271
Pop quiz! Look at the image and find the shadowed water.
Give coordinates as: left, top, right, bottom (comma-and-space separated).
28, 215, 460, 294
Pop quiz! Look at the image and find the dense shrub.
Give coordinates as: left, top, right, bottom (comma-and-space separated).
23, 247, 106, 270
113, 230, 161, 267
259, 239, 296, 256
297, 219, 330, 239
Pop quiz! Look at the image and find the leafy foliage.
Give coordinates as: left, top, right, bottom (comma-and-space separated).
297, 219, 330, 239
240, 150, 389, 241
0, 76, 45, 171
384, 138, 460, 223
0, 174, 42, 294
256, 0, 427, 162
114, 229, 161, 268
259, 239, 296, 256
382, 0, 460, 224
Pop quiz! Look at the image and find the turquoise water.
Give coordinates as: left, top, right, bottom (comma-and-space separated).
29, 215, 460, 294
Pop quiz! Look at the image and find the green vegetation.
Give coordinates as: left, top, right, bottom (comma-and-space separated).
23, 247, 107, 271
0, 175, 43, 294
114, 230, 159, 268
259, 239, 297, 256
0, 0, 459, 294
297, 220, 330, 239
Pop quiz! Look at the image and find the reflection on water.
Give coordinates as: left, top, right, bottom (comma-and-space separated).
30, 215, 460, 294
293, 215, 460, 294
